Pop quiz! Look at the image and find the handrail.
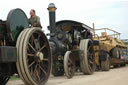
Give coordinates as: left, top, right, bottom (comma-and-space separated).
94, 28, 120, 39
95, 28, 120, 35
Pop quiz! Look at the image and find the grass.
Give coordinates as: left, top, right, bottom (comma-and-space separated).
10, 75, 21, 81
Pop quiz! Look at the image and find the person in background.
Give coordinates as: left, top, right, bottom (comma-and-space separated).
29, 9, 42, 28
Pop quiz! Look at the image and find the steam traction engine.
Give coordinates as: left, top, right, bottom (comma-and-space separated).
48, 3, 95, 78
0, 8, 52, 85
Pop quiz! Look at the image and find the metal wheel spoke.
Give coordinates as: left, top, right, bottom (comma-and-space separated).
68, 57, 73, 64
68, 66, 73, 75
88, 45, 91, 50
38, 34, 41, 41
40, 66, 47, 77
27, 46, 31, 53
29, 61, 36, 68
68, 68, 71, 72
28, 42, 36, 52
88, 64, 92, 71
38, 35, 41, 49
68, 62, 71, 66
30, 66, 33, 75
43, 58, 49, 61
38, 64, 41, 79
27, 53, 35, 57
35, 66, 40, 81
89, 59, 93, 65
87, 51, 90, 58
39, 44, 46, 52
33, 35, 38, 51
32, 64, 38, 77
88, 51, 93, 58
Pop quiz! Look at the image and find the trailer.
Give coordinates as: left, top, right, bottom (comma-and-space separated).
93, 26, 128, 70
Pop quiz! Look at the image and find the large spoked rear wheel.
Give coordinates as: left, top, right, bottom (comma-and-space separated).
64, 51, 75, 79
80, 39, 95, 75
0, 76, 10, 85
16, 28, 51, 85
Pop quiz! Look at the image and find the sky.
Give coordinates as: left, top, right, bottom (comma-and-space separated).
0, 0, 128, 39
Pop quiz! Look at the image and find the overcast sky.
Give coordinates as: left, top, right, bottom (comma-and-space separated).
0, 0, 128, 39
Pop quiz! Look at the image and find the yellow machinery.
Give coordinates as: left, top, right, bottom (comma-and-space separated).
93, 24, 128, 70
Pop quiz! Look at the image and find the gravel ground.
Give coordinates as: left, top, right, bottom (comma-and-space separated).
7, 65, 128, 85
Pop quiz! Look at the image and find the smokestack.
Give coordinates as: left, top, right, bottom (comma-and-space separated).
47, 3, 57, 36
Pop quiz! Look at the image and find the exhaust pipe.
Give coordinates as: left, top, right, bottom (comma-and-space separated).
48, 3, 57, 37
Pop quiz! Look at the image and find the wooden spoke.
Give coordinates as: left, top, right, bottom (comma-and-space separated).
88, 45, 92, 51
38, 35, 41, 49
39, 44, 46, 52
40, 66, 47, 77
33, 64, 38, 77
38, 64, 41, 79
88, 64, 92, 71
43, 58, 49, 61
28, 61, 36, 68
35, 66, 40, 81
30, 66, 33, 75
69, 58, 73, 64
38, 34, 41, 41
27, 54, 35, 57
27, 46, 31, 53
28, 42, 36, 52
32, 35, 38, 51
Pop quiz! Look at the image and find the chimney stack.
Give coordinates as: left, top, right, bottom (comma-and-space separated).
48, 3, 57, 37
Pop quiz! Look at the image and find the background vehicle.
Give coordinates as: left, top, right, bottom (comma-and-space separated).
48, 3, 95, 78
121, 39, 128, 63
93, 25, 128, 70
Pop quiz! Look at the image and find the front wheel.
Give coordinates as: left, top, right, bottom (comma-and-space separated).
64, 51, 75, 79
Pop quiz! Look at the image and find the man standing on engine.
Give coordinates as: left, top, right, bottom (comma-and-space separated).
29, 9, 42, 28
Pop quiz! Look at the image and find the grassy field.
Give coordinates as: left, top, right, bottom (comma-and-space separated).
10, 75, 21, 80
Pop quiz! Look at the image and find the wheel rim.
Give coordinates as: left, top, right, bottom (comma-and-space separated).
16, 29, 30, 85
64, 51, 75, 78
16, 28, 51, 85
